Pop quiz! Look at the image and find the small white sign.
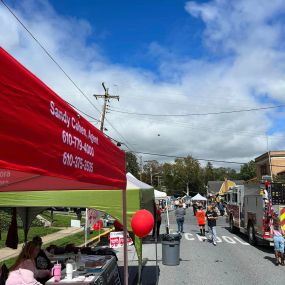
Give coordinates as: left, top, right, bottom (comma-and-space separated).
71, 219, 81, 228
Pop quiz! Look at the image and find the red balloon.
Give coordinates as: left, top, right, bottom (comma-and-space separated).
131, 209, 154, 238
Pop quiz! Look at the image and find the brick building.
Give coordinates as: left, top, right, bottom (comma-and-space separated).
255, 151, 285, 179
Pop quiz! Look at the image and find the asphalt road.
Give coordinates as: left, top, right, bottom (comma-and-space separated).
140, 208, 285, 285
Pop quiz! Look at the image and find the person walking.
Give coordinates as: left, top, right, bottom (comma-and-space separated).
152, 203, 162, 239
218, 202, 225, 216
193, 202, 198, 216
175, 203, 186, 233
206, 205, 218, 245
273, 217, 285, 266
196, 206, 206, 236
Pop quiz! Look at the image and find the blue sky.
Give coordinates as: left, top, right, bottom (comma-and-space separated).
1, 0, 285, 164
50, 0, 207, 71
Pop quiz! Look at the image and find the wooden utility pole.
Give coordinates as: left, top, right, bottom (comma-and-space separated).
94, 82, 119, 132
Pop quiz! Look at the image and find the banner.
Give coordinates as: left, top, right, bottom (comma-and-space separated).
109, 231, 133, 248
0, 48, 126, 191
87, 209, 101, 228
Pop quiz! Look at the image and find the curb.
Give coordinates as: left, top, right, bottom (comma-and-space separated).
79, 227, 114, 247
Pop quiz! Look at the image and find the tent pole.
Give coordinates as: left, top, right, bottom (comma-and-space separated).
155, 234, 158, 285
123, 189, 128, 285
24, 207, 29, 244
166, 199, 170, 234
85, 208, 88, 246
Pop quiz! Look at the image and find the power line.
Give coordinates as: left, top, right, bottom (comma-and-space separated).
0, 0, 101, 117
66, 102, 99, 123
1, 0, 134, 150
109, 104, 285, 117
130, 150, 285, 168
131, 151, 246, 164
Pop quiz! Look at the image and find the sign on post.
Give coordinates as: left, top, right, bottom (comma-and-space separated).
109, 231, 133, 248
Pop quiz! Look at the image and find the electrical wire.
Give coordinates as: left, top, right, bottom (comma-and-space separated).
130, 150, 285, 168
0, 0, 101, 116
66, 101, 99, 122
109, 104, 285, 117
131, 150, 245, 164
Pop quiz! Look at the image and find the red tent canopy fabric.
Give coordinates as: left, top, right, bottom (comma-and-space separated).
0, 47, 126, 191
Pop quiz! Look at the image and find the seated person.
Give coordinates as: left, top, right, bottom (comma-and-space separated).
6, 241, 50, 285
32, 236, 52, 270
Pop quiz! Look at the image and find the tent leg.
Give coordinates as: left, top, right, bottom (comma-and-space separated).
155, 235, 158, 285
24, 208, 29, 244
137, 252, 143, 285
123, 189, 128, 285
166, 203, 170, 234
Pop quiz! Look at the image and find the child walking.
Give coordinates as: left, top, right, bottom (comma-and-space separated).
196, 205, 206, 236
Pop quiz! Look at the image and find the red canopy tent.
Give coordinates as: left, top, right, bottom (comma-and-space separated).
0, 47, 129, 284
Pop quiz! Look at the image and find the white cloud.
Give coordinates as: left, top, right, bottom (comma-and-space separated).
1, 0, 285, 169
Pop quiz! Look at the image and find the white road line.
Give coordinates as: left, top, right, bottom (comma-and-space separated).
216, 237, 222, 243
233, 236, 249, 245
184, 233, 249, 245
196, 234, 207, 242
184, 233, 195, 240
222, 236, 236, 244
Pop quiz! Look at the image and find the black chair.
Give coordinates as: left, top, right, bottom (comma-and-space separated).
0, 264, 9, 285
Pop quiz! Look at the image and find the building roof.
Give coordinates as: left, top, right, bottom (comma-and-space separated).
255, 151, 285, 162
207, 180, 244, 193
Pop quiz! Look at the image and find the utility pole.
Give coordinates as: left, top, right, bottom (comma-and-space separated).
94, 82, 119, 132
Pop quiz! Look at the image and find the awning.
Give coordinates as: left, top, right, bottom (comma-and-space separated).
0, 47, 126, 192
191, 193, 207, 201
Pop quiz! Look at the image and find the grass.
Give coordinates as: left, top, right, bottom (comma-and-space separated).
41, 211, 85, 228
0, 227, 59, 249
43, 228, 106, 248
1, 229, 109, 269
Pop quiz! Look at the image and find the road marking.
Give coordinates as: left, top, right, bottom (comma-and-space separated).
222, 236, 236, 244
185, 233, 195, 240
233, 236, 249, 245
196, 234, 207, 242
183, 233, 249, 245
216, 237, 222, 243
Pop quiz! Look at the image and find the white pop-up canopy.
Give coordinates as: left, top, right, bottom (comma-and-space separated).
154, 189, 167, 200
191, 193, 207, 201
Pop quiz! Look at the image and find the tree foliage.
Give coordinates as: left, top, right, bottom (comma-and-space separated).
138, 156, 257, 196
239, 160, 256, 181
126, 152, 140, 178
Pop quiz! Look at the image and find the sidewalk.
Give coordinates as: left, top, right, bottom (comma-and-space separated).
0, 227, 83, 262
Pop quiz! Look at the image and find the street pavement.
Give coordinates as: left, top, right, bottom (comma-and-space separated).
132, 208, 285, 285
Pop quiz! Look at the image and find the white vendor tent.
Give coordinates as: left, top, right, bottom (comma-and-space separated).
191, 193, 207, 201
154, 189, 167, 200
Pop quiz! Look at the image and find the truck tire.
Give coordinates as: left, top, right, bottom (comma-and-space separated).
247, 222, 257, 245
229, 215, 237, 233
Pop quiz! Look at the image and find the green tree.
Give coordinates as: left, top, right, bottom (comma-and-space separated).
161, 163, 175, 193
239, 160, 256, 181
142, 160, 161, 187
203, 162, 215, 184
212, 167, 239, 181
126, 152, 139, 178
171, 156, 204, 196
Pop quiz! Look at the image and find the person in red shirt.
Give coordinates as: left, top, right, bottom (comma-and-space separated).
196, 205, 206, 236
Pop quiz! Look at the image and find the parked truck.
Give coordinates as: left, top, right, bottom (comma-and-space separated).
225, 181, 285, 246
